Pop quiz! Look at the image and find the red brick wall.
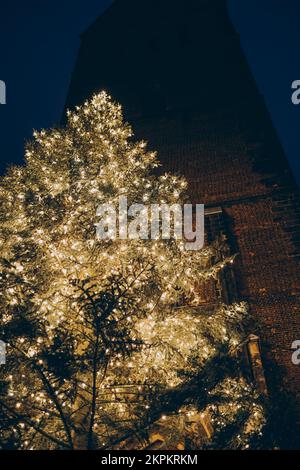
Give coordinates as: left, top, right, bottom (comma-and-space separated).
132, 105, 300, 417
63, 0, 300, 442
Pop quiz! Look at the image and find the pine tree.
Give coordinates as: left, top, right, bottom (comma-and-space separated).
0, 92, 266, 450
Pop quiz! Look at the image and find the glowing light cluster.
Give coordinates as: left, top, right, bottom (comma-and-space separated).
0, 92, 265, 450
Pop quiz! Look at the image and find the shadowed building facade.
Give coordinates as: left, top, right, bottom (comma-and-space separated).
64, 0, 300, 444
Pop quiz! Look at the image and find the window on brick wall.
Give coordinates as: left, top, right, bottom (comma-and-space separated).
204, 206, 225, 244
204, 207, 239, 304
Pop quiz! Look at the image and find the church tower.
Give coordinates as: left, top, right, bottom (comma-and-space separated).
65, 0, 300, 444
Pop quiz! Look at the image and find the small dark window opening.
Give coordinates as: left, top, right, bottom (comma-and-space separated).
205, 207, 239, 304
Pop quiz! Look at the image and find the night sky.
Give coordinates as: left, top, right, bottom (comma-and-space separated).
1, 0, 300, 183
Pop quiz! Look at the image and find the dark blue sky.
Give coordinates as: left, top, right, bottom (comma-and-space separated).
1, 0, 300, 183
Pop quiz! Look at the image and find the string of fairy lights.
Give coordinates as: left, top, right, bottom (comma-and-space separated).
0, 92, 265, 450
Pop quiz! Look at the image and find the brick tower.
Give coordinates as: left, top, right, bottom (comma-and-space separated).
64, 0, 300, 445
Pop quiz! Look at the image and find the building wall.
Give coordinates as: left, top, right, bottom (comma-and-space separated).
131, 103, 300, 409
64, 0, 300, 442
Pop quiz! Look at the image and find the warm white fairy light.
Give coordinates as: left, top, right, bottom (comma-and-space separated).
0, 92, 265, 450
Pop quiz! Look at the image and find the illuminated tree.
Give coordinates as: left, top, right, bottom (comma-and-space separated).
0, 92, 266, 450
